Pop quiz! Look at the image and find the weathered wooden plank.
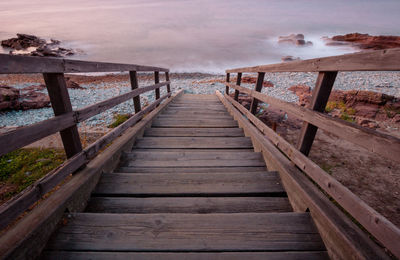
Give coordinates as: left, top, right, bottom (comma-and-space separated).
134, 137, 253, 149
225, 72, 230, 94
42, 251, 329, 260
124, 159, 265, 167
162, 110, 229, 116
144, 128, 244, 137
0, 113, 75, 157
154, 71, 160, 100
46, 212, 324, 251
94, 171, 284, 195
225, 82, 400, 163
152, 119, 238, 128
86, 197, 292, 214
117, 166, 267, 173
217, 91, 391, 260
0, 90, 183, 260
169, 104, 225, 108
0, 53, 168, 74
296, 71, 338, 155
43, 73, 82, 158
226, 48, 400, 73
123, 150, 262, 160
76, 82, 169, 122
130, 71, 141, 113
165, 72, 171, 93
225, 94, 400, 258
234, 72, 242, 100
157, 114, 233, 120
249, 72, 265, 114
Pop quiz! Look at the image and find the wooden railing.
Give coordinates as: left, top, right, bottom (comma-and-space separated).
224, 48, 400, 258
0, 54, 171, 230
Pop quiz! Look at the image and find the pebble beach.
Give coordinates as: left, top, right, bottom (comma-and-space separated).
0, 71, 399, 128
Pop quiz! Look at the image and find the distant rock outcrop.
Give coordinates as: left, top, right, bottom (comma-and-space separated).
1, 33, 78, 57
324, 33, 400, 50
278, 34, 313, 46
281, 56, 301, 62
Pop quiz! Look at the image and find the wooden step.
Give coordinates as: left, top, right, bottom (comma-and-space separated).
42, 251, 329, 260
157, 114, 233, 120
93, 171, 285, 196
144, 128, 244, 137
152, 119, 238, 128
116, 166, 267, 173
45, 213, 325, 252
165, 107, 227, 112
120, 150, 264, 167
162, 110, 230, 116
134, 137, 253, 149
86, 197, 293, 214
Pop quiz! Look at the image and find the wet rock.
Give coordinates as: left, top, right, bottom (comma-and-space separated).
325, 33, 400, 50
0, 85, 20, 110
2, 33, 78, 57
278, 34, 313, 46
281, 56, 301, 62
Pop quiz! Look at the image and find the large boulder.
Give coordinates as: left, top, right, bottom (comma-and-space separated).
1, 33, 45, 50
19, 89, 50, 110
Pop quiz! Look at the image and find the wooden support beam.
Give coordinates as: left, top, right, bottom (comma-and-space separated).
154, 71, 160, 100
43, 73, 82, 158
249, 72, 265, 114
129, 71, 141, 113
234, 72, 242, 101
165, 72, 171, 93
225, 73, 230, 94
296, 71, 337, 155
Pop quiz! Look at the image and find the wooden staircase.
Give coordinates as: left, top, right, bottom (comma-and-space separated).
42, 94, 328, 259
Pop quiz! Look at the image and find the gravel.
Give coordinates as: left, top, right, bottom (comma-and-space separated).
0, 71, 399, 127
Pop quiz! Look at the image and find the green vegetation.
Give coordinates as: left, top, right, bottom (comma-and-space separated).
108, 113, 131, 128
384, 105, 400, 118
0, 148, 65, 200
325, 101, 355, 122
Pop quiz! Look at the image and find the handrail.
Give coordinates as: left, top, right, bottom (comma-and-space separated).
0, 54, 172, 230
224, 48, 400, 258
227, 48, 400, 73
0, 54, 168, 74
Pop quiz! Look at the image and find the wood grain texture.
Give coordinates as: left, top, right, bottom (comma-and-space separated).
226, 48, 400, 73
94, 171, 284, 195
43, 73, 82, 158
224, 94, 400, 258
129, 71, 141, 113
144, 128, 244, 137
45, 212, 325, 251
225, 82, 400, 163
217, 91, 391, 259
0, 53, 168, 74
249, 72, 265, 114
134, 137, 253, 149
85, 197, 293, 213
117, 166, 266, 173
152, 119, 238, 128
42, 251, 329, 260
296, 71, 337, 155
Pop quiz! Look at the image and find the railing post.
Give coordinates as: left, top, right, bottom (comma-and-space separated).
296, 71, 338, 155
154, 71, 160, 100
43, 73, 83, 158
129, 71, 141, 113
234, 72, 242, 101
165, 72, 171, 93
225, 73, 230, 94
249, 72, 265, 114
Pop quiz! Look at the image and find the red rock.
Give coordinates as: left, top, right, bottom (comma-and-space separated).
19, 90, 50, 110
0, 85, 20, 111
65, 77, 84, 89
328, 33, 400, 50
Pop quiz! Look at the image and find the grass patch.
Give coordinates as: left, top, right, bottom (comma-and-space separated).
108, 113, 131, 128
0, 148, 65, 200
325, 101, 355, 122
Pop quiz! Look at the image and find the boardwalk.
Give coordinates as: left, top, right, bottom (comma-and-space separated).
42, 94, 328, 259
